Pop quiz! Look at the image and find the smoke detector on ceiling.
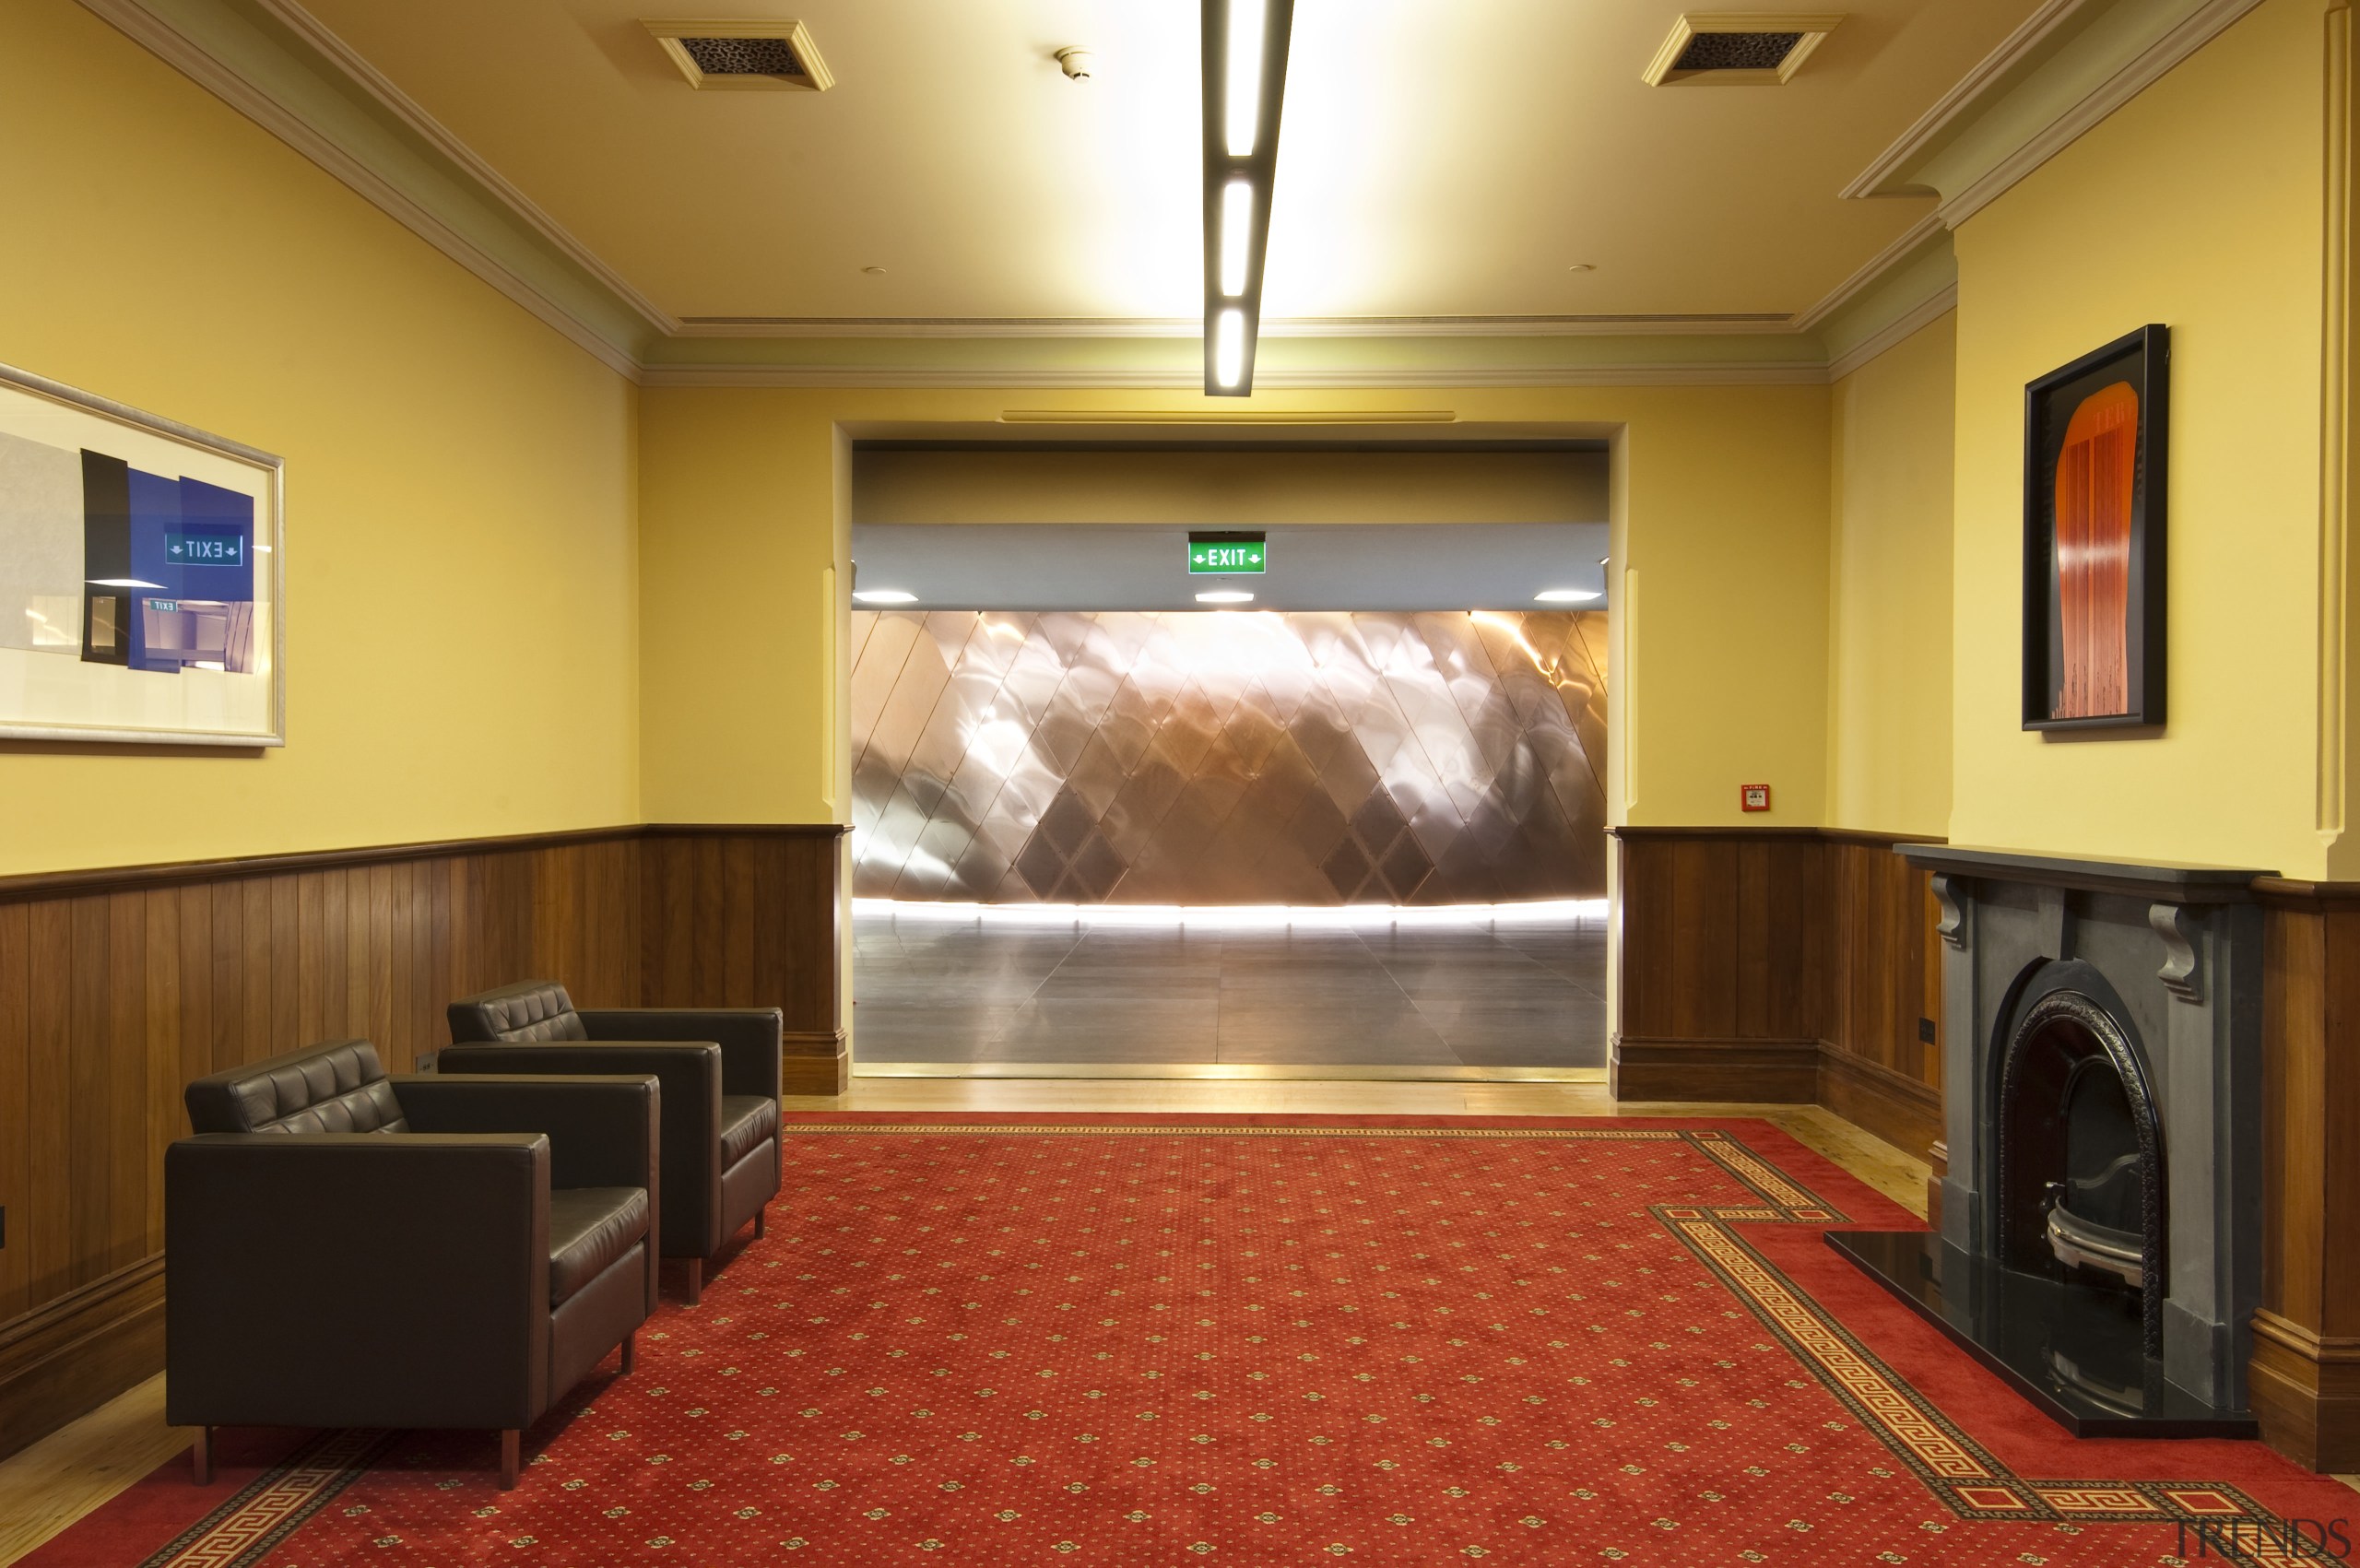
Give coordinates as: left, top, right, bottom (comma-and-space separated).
1642, 13, 1843, 86
643, 18, 835, 91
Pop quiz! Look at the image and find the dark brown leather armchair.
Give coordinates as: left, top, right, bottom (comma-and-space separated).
168, 1040, 659, 1489
442, 982, 782, 1305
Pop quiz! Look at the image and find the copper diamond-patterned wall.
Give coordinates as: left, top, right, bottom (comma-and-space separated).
850, 610, 1608, 904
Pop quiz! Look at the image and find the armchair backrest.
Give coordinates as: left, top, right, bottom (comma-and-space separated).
184, 1039, 407, 1135
448, 980, 589, 1044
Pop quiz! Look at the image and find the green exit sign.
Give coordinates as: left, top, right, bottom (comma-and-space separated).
1188, 531, 1267, 574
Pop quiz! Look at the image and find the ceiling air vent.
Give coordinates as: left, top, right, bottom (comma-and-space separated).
1643, 13, 1842, 86
643, 18, 834, 91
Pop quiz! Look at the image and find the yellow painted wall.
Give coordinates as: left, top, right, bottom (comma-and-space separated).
0, 0, 639, 875
1828, 313, 1955, 838
640, 384, 1832, 831
1949, 0, 2331, 875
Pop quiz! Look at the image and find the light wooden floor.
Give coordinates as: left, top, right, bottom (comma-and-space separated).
0, 1081, 2341, 1564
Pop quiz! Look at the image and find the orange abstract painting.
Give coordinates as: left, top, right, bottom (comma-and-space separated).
2051, 380, 2139, 719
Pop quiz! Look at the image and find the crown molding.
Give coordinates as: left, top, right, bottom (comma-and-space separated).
1825, 282, 1958, 381
1789, 213, 1947, 332
76, 0, 652, 376
638, 361, 1835, 390
1839, 0, 2090, 201
242, 0, 679, 336
1844, 0, 2269, 228
77, 0, 2137, 391
670, 313, 1802, 340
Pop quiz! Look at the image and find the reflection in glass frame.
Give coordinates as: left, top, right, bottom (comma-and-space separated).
2021, 324, 2169, 732
0, 361, 284, 746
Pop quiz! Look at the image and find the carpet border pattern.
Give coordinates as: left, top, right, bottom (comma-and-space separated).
134, 1122, 2315, 1568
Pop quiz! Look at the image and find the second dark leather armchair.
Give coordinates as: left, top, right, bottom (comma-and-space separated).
443, 981, 783, 1304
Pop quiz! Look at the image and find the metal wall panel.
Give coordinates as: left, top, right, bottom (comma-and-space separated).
850, 610, 1607, 904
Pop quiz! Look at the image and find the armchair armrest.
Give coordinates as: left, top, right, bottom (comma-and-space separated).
437, 1042, 722, 1256
579, 1008, 783, 1100
166, 1133, 549, 1433
395, 1073, 659, 1198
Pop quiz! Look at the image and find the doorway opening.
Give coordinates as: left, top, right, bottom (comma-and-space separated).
845, 442, 1609, 1080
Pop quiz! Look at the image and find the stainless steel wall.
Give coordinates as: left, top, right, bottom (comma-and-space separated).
850, 610, 1608, 905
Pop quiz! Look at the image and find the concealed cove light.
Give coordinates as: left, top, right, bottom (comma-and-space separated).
1534, 588, 1600, 603
1197, 589, 1256, 604
853, 588, 918, 605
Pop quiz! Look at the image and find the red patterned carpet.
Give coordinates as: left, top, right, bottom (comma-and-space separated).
31, 1115, 2358, 1566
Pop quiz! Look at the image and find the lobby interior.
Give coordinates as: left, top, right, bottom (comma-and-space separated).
6, 0, 2360, 1561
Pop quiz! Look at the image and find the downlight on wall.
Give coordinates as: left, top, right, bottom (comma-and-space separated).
1202, 0, 1296, 395
643, 18, 835, 91
1642, 13, 1842, 86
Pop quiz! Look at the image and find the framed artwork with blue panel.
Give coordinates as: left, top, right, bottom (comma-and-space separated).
0, 361, 282, 745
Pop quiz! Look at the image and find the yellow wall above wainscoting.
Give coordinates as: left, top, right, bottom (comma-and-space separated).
1828, 312, 1955, 842
1949, 0, 2335, 878
0, 0, 640, 877
635, 384, 1833, 833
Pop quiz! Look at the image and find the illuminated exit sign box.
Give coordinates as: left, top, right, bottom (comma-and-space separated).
1188, 531, 1267, 574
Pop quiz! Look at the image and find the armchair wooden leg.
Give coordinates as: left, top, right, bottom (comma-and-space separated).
620, 1331, 637, 1374
498, 1429, 520, 1491
684, 1257, 702, 1306
755, 1207, 767, 1240
191, 1427, 213, 1486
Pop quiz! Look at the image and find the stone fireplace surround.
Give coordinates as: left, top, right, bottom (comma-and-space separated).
1835, 845, 2267, 1431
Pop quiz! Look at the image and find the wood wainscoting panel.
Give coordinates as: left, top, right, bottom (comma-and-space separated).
642, 827, 846, 1094
1613, 828, 1831, 1102
1613, 827, 1941, 1142
2251, 882, 2360, 1470
0, 823, 846, 1465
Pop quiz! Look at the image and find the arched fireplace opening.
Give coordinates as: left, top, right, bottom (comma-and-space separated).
1993, 969, 2167, 1413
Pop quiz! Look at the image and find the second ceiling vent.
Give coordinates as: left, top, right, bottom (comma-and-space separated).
1643, 13, 1843, 86
644, 18, 835, 91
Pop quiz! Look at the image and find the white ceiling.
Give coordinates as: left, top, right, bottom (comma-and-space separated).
288, 0, 2046, 324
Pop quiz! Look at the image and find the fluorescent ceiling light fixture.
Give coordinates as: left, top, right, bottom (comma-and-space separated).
1219, 179, 1255, 296
1534, 588, 1600, 603
853, 588, 918, 604
1202, 0, 1292, 395
1195, 589, 1255, 603
1212, 308, 1247, 389
1223, 0, 1268, 155
87, 578, 163, 590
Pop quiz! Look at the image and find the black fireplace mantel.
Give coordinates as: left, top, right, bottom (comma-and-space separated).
1900, 845, 2274, 904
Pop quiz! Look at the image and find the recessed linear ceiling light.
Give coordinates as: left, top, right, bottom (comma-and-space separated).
1642, 13, 1843, 87
643, 18, 835, 92
1535, 588, 1600, 603
1196, 590, 1256, 604
853, 588, 917, 604
1202, 0, 1295, 396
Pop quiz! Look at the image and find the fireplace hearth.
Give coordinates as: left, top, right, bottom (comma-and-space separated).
1828, 846, 2266, 1439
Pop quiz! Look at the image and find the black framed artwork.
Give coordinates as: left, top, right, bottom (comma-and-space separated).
2021, 324, 2169, 730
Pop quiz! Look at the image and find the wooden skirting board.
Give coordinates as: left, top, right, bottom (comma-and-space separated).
0, 822, 846, 1465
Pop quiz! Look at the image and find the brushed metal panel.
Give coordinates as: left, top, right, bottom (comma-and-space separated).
849, 609, 1607, 905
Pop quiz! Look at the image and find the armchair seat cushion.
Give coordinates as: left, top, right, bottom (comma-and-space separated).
549, 1186, 649, 1306
720, 1095, 779, 1170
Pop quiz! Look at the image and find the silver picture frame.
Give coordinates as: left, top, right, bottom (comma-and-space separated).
0, 360, 284, 746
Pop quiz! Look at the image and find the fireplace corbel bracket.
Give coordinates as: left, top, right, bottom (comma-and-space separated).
1931, 874, 1966, 949
2148, 902, 2201, 1004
